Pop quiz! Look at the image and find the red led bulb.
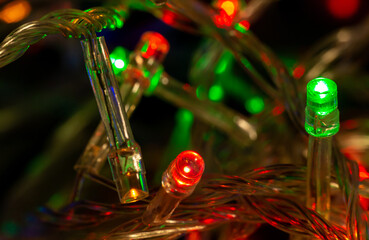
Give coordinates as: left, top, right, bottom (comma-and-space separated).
213, 0, 239, 28
172, 151, 205, 186
139, 32, 170, 60
142, 151, 205, 225
163, 150, 205, 197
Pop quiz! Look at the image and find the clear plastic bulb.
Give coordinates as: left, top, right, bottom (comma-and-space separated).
305, 77, 340, 137
163, 150, 205, 197
81, 36, 148, 204
142, 151, 205, 225
137, 32, 169, 62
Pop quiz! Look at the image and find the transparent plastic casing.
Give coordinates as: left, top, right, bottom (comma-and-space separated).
108, 144, 148, 203
124, 32, 169, 95
305, 77, 339, 137
81, 36, 148, 203
162, 151, 205, 197
142, 151, 204, 225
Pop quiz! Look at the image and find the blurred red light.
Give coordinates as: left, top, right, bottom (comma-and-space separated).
327, 0, 359, 19
141, 32, 170, 59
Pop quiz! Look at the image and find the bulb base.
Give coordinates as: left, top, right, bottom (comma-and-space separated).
142, 188, 181, 226
305, 107, 339, 137
108, 145, 148, 203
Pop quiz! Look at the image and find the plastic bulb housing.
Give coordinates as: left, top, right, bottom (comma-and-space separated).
163, 150, 205, 197
125, 32, 170, 96
137, 32, 169, 62
108, 144, 148, 203
142, 151, 205, 225
81, 36, 148, 204
305, 77, 339, 137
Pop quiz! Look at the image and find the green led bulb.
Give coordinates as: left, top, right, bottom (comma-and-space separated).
305, 77, 339, 137
110, 46, 129, 74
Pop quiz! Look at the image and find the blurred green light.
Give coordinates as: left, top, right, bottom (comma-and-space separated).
113, 16, 124, 28
234, 20, 250, 34
240, 58, 252, 69
177, 108, 194, 124
196, 85, 206, 99
1, 222, 18, 237
114, 59, 125, 69
245, 97, 264, 114
215, 51, 233, 74
145, 66, 163, 95
208, 85, 224, 102
141, 41, 149, 54
110, 46, 129, 73
47, 193, 65, 209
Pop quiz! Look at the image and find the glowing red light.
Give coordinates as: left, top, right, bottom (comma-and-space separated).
327, 0, 359, 19
171, 151, 205, 187
213, 0, 239, 28
293, 65, 305, 79
186, 231, 201, 240
272, 105, 285, 116
342, 119, 358, 130
216, 0, 239, 17
260, 53, 271, 66
213, 9, 233, 28
221, 1, 236, 16
140, 32, 170, 59
359, 196, 369, 210
202, 218, 216, 224
239, 20, 250, 30
359, 164, 369, 210
359, 165, 369, 181
162, 10, 176, 25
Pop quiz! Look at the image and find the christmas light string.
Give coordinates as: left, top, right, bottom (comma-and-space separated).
305, 77, 340, 220
71, 30, 257, 204
0, 6, 127, 68
0, 0, 369, 239
39, 164, 361, 239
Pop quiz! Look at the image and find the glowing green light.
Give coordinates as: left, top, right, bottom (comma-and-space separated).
215, 51, 233, 74
234, 20, 250, 34
196, 85, 206, 99
114, 59, 125, 69
208, 85, 224, 102
240, 58, 252, 69
110, 46, 129, 74
113, 15, 124, 28
245, 97, 264, 114
141, 41, 149, 54
314, 81, 329, 92
145, 66, 163, 95
305, 77, 339, 137
307, 77, 337, 116
177, 108, 194, 124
